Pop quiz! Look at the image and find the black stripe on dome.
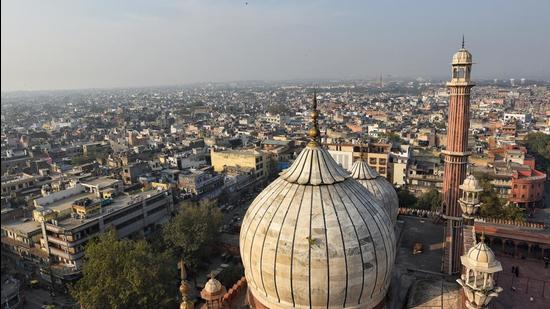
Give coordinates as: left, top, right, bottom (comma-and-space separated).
273, 184, 304, 303
324, 185, 349, 307
251, 180, 291, 294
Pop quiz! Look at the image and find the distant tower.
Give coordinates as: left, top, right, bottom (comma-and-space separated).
442, 37, 474, 275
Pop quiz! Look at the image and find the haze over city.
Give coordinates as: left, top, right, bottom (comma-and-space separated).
2, 0, 550, 92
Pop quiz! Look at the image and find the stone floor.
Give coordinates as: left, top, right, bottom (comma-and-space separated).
406, 278, 461, 309
490, 254, 550, 309
389, 216, 462, 309
395, 216, 445, 273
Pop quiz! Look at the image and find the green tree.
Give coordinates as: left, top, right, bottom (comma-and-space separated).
523, 132, 550, 174
416, 189, 442, 211
396, 187, 418, 208
163, 201, 223, 271
500, 203, 525, 221
479, 179, 524, 221
71, 230, 177, 309
378, 132, 405, 144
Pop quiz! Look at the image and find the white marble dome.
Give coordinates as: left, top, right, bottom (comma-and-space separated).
349, 159, 399, 225
452, 48, 472, 65
463, 239, 501, 272
460, 175, 482, 193
240, 142, 396, 309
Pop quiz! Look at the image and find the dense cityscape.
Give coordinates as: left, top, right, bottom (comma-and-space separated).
2, 1, 550, 309
2, 70, 549, 308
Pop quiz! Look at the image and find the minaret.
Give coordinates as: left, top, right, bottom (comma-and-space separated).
442, 38, 475, 275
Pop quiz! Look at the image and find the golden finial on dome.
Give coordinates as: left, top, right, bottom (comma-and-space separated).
178, 259, 194, 309
479, 232, 485, 243
307, 90, 320, 147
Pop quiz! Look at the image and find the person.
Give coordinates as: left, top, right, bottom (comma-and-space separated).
515, 266, 519, 278
512, 265, 515, 273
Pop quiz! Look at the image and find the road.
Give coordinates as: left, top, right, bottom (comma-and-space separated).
22, 288, 77, 309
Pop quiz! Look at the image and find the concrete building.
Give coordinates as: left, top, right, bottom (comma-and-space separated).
503, 113, 530, 124
390, 145, 411, 187
510, 168, 546, 209
178, 167, 224, 196
262, 114, 288, 126
1, 217, 45, 262
211, 149, 268, 180
37, 189, 173, 269
326, 142, 392, 180
1, 173, 36, 197
82, 142, 111, 157
121, 161, 152, 184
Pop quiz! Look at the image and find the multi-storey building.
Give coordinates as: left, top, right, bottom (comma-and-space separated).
390, 145, 411, 187
121, 161, 152, 184
178, 167, 224, 196
510, 168, 546, 209
210, 149, 268, 180
38, 189, 173, 270
326, 142, 392, 180
1, 173, 36, 197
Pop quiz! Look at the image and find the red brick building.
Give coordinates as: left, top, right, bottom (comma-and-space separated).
510, 168, 546, 209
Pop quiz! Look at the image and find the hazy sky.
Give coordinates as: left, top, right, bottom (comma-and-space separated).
2, 0, 549, 91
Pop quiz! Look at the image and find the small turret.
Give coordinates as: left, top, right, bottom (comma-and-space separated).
456, 234, 503, 309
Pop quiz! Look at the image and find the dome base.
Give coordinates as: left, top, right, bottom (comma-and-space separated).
247, 288, 386, 309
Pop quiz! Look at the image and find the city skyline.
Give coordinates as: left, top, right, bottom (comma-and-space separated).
2, 0, 550, 92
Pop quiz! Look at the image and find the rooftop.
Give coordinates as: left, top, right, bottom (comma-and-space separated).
1, 218, 41, 235
81, 177, 121, 188
45, 190, 167, 230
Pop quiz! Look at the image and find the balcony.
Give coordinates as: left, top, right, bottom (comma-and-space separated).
47, 246, 84, 261
408, 174, 443, 182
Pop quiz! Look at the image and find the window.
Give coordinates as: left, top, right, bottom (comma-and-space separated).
115, 214, 144, 230
147, 204, 167, 216
453, 67, 466, 78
